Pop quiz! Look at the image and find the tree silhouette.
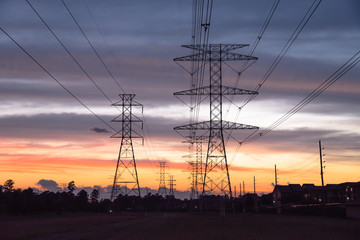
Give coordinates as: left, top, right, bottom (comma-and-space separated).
77, 190, 89, 211
4, 179, 15, 192
90, 189, 99, 203
67, 181, 76, 193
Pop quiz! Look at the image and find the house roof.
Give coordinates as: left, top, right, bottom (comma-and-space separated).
275, 184, 302, 193
274, 182, 360, 194
302, 184, 322, 191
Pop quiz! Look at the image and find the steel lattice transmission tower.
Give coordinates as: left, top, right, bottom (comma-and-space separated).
169, 175, 176, 196
158, 161, 167, 196
174, 44, 259, 197
184, 135, 207, 199
110, 94, 143, 200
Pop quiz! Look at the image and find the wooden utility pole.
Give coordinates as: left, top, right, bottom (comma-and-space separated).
275, 164, 280, 213
253, 176, 256, 194
239, 183, 242, 197
243, 181, 245, 195
319, 140, 324, 187
275, 165, 278, 186
234, 185, 237, 198
319, 140, 325, 204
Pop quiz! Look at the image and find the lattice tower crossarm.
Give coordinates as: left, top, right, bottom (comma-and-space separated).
110, 94, 143, 201
174, 44, 258, 197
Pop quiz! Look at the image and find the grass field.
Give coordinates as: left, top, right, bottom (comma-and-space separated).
1, 212, 359, 240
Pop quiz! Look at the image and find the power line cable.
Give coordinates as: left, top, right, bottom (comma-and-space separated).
0, 27, 117, 132
26, 0, 117, 108
61, 0, 125, 94
243, 50, 360, 144
80, 0, 158, 168
225, 0, 280, 118
231, 51, 360, 170
61, 0, 162, 166
240, 0, 322, 109
82, 0, 132, 93
78, 0, 158, 169
224, 0, 280, 145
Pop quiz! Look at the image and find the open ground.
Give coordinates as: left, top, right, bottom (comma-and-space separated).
1, 212, 360, 240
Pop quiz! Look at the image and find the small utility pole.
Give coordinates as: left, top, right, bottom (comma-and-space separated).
253, 176, 256, 194
275, 164, 279, 213
239, 183, 242, 197
319, 140, 324, 187
234, 185, 237, 198
243, 181, 245, 195
319, 140, 325, 204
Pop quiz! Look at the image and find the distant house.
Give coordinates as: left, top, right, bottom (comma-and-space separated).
302, 183, 323, 203
340, 182, 360, 202
273, 184, 303, 206
271, 181, 360, 206
243, 193, 258, 210
325, 184, 343, 203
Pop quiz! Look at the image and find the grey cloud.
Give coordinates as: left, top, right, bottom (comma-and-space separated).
36, 179, 62, 192
0, 113, 114, 141
0, 113, 180, 142
32, 182, 191, 200
90, 127, 110, 133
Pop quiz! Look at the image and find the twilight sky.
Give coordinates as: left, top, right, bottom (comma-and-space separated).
0, 0, 359, 196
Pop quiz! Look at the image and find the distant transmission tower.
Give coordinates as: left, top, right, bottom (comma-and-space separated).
174, 44, 259, 196
110, 94, 143, 200
169, 175, 176, 196
185, 135, 206, 199
158, 161, 167, 196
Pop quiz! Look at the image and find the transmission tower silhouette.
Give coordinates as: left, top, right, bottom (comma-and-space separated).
185, 135, 207, 199
174, 44, 259, 197
158, 161, 167, 196
110, 94, 143, 200
169, 175, 176, 196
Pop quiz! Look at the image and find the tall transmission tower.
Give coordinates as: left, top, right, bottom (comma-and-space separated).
174, 44, 259, 196
110, 94, 143, 200
158, 161, 167, 196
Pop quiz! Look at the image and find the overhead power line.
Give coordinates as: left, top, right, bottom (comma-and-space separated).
240, 0, 323, 109
61, 0, 125, 94
225, 0, 280, 143
26, 0, 117, 107
247, 0, 281, 60
229, 0, 280, 84
243, 50, 360, 144
78, 0, 158, 170
0, 27, 117, 132
80, 0, 158, 168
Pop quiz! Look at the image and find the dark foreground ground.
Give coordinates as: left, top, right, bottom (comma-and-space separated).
1, 212, 359, 240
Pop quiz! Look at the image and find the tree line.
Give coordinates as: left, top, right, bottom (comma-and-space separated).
0, 179, 189, 215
